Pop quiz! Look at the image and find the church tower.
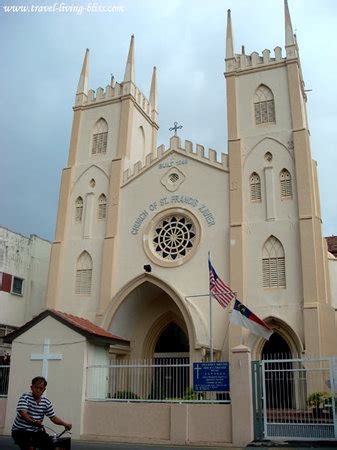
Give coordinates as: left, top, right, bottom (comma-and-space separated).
46, 36, 159, 322
226, 1, 336, 358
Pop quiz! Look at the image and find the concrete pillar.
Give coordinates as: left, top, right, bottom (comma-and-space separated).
170, 404, 188, 443
230, 345, 253, 446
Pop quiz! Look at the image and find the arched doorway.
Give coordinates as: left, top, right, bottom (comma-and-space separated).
154, 322, 189, 355
150, 322, 189, 399
262, 332, 293, 408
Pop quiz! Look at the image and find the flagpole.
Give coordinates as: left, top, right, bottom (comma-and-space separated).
209, 287, 213, 362
208, 251, 213, 362
221, 292, 236, 352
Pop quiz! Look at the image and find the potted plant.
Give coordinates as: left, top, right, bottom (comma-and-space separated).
307, 391, 329, 418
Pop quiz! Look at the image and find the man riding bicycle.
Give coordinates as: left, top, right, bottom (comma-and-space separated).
12, 376, 72, 450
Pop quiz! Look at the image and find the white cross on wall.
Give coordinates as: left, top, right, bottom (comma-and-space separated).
30, 338, 63, 380
194, 364, 202, 380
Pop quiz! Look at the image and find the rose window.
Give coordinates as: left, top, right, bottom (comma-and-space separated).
152, 214, 196, 261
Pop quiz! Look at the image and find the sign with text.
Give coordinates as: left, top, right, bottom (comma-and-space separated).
193, 362, 229, 392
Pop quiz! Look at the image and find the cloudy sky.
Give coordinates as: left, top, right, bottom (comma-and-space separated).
0, 0, 336, 241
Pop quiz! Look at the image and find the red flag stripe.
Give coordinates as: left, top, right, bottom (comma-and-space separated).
208, 258, 235, 308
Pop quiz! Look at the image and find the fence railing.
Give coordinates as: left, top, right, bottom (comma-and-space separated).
0, 365, 10, 397
259, 357, 337, 440
86, 358, 230, 403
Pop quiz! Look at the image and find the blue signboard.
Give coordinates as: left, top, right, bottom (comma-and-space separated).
193, 362, 229, 392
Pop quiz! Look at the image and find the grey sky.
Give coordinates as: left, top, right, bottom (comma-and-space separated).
0, 0, 336, 241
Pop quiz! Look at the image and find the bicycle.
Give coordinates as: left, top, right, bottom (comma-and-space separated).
42, 425, 71, 450
14, 425, 71, 450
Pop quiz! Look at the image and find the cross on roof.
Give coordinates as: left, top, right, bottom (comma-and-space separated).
169, 121, 183, 136
30, 338, 62, 380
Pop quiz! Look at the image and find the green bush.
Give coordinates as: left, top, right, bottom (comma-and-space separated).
306, 391, 329, 408
182, 387, 204, 400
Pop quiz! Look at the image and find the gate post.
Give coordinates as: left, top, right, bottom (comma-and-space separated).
230, 345, 254, 446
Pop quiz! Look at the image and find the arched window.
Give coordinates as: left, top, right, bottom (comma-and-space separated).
254, 85, 275, 125
98, 194, 107, 220
138, 126, 145, 157
75, 197, 83, 222
280, 169, 292, 199
92, 118, 108, 154
75, 251, 92, 295
262, 236, 286, 288
250, 172, 261, 201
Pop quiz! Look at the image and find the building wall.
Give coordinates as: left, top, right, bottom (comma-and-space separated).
0, 228, 51, 330
83, 402, 232, 445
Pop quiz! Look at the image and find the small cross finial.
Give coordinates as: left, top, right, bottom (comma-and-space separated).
169, 121, 183, 136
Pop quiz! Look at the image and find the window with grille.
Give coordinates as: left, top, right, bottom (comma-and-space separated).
254, 85, 275, 125
75, 197, 83, 222
262, 236, 286, 288
98, 194, 107, 220
12, 277, 24, 295
75, 251, 92, 295
280, 169, 292, 199
250, 172, 261, 201
92, 118, 108, 154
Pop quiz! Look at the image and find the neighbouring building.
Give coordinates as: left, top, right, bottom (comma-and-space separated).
0, 227, 51, 356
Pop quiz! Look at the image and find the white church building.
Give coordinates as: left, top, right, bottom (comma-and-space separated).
2, 1, 337, 445
45, 2, 337, 363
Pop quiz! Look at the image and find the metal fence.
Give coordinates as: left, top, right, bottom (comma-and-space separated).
0, 365, 10, 396
86, 358, 230, 403
253, 356, 337, 440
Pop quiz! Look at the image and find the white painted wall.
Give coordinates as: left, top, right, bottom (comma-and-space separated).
0, 228, 51, 329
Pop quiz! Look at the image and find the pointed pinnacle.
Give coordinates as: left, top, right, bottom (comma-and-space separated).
226, 9, 234, 59
284, 0, 295, 46
76, 48, 89, 94
124, 34, 135, 83
149, 66, 157, 111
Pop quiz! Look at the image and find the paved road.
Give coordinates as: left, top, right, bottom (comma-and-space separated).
1, 435, 335, 449
0, 435, 244, 450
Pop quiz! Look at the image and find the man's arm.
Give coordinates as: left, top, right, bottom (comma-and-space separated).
19, 410, 43, 427
50, 415, 72, 430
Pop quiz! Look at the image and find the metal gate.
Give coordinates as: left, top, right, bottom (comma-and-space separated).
252, 357, 337, 440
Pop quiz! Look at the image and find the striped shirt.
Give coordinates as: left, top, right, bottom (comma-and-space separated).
12, 392, 55, 432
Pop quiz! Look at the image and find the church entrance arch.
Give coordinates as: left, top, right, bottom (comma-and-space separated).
252, 318, 303, 410
105, 275, 195, 361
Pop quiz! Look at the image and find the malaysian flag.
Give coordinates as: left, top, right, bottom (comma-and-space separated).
208, 256, 235, 308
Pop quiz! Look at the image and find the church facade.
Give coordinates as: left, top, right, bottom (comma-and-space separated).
45, 1, 337, 366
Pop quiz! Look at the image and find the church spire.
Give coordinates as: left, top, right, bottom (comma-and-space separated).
123, 34, 135, 83
284, 0, 295, 46
284, 0, 297, 59
149, 66, 157, 112
226, 9, 234, 59
76, 48, 89, 94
